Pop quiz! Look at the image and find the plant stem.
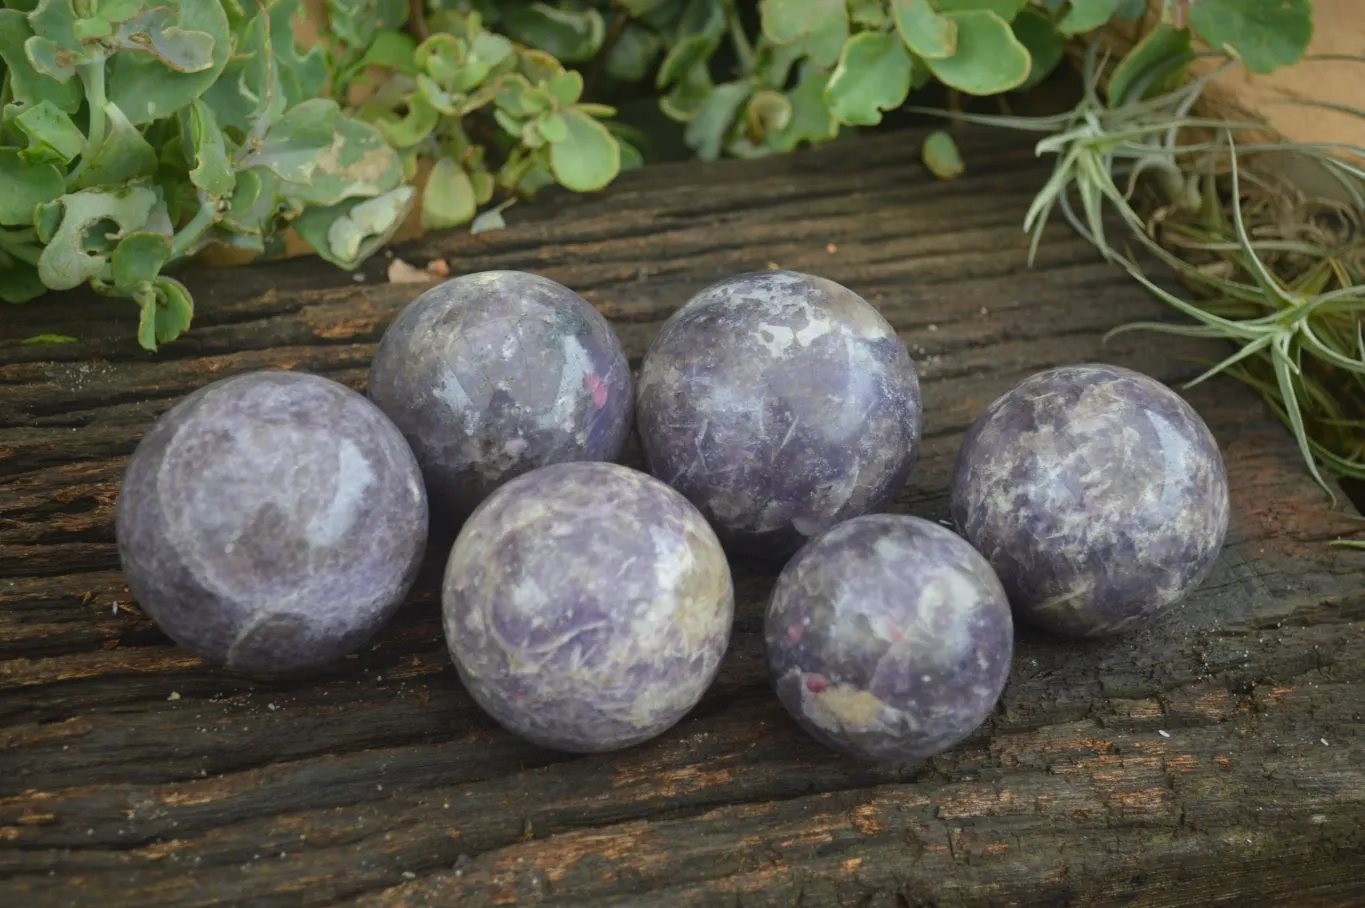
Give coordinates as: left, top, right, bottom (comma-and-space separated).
171, 200, 218, 259
408, 0, 429, 43
727, 3, 755, 74
584, 8, 630, 97
67, 59, 107, 188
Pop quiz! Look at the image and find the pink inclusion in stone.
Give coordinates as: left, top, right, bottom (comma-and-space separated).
584, 373, 609, 409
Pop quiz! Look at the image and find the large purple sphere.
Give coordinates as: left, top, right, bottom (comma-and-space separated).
951, 363, 1230, 637
442, 461, 734, 753
636, 270, 922, 559
367, 270, 633, 523
115, 370, 429, 674
765, 514, 1013, 762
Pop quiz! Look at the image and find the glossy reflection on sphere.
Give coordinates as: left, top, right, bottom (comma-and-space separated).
765, 514, 1014, 762
636, 270, 922, 559
442, 462, 735, 753
114, 370, 429, 674
367, 270, 633, 524
951, 363, 1230, 637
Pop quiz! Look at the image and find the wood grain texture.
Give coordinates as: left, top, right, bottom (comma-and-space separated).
2, 127, 1363, 908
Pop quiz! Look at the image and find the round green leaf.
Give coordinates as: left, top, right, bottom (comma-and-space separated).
266, 0, 330, 106
760, 0, 840, 44
112, 231, 174, 292
760, 0, 847, 68
548, 107, 620, 193
517, 48, 563, 84
659, 61, 714, 123
106, 0, 232, 125
378, 94, 441, 150
849, 0, 886, 27
684, 80, 752, 160
422, 157, 477, 229
676, 0, 726, 41
294, 186, 415, 269
111, 8, 215, 73
325, 0, 409, 49
823, 32, 912, 128
604, 22, 661, 83
767, 63, 837, 153
936, 0, 1027, 21
358, 30, 419, 73
71, 101, 161, 190
246, 98, 342, 185
1011, 7, 1064, 92
471, 168, 495, 204
12, 100, 84, 164
746, 89, 793, 138
0, 149, 64, 226
28, 0, 79, 51
415, 33, 462, 85
656, 32, 718, 89
285, 114, 407, 207
891, 0, 956, 60
0, 9, 82, 111
538, 111, 569, 144
1057, 0, 1119, 37
186, 99, 234, 197
617, 139, 644, 171
922, 10, 1031, 96
922, 130, 964, 180
547, 70, 583, 106
135, 275, 194, 351
501, 2, 604, 64
36, 184, 159, 291
1188, 0, 1312, 74
24, 35, 81, 83
100, 0, 145, 26
0, 254, 47, 304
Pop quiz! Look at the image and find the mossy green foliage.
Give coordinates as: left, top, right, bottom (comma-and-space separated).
0, 0, 1317, 350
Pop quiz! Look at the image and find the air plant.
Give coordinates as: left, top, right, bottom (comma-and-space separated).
908, 32, 1365, 512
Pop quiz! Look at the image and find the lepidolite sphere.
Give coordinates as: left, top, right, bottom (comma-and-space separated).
115, 371, 428, 674
951, 363, 1230, 637
367, 270, 633, 523
442, 461, 734, 753
765, 514, 1013, 762
636, 270, 922, 559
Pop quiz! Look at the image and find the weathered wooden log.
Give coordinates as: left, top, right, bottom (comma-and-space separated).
1, 127, 1362, 907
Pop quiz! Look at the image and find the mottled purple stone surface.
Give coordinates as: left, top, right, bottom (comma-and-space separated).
636, 270, 922, 559
765, 514, 1014, 762
115, 370, 429, 674
442, 461, 735, 753
951, 363, 1230, 638
367, 270, 633, 524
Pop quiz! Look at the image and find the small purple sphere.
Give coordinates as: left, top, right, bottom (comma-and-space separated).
636, 270, 922, 559
951, 363, 1230, 637
442, 461, 734, 753
765, 514, 1014, 762
367, 270, 633, 523
115, 370, 429, 674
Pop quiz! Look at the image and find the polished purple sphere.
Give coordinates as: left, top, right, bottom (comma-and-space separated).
115, 370, 428, 674
442, 461, 734, 753
367, 270, 633, 524
951, 363, 1230, 637
765, 514, 1014, 762
636, 270, 922, 559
